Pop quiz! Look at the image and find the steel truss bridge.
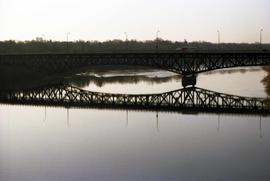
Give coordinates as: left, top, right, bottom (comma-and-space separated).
0, 52, 270, 75
0, 84, 269, 114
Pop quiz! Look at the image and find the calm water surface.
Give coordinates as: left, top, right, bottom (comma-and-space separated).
0, 66, 270, 181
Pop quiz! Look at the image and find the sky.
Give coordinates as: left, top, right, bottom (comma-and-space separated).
0, 0, 269, 43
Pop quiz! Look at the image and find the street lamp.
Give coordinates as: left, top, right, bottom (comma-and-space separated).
124, 32, 128, 41
217, 30, 220, 45
260, 29, 263, 45
156, 30, 160, 51
66, 32, 70, 52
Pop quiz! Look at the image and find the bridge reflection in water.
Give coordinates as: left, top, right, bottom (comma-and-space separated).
0, 83, 269, 114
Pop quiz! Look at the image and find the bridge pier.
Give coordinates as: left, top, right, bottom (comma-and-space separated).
182, 74, 197, 87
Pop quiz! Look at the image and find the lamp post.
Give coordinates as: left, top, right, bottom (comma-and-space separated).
66, 32, 70, 52
124, 32, 128, 41
156, 30, 160, 51
260, 29, 263, 47
124, 32, 128, 51
217, 30, 220, 45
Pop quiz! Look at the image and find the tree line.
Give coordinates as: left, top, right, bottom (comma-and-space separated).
0, 39, 269, 54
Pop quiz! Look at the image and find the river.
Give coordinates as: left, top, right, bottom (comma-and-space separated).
0, 66, 270, 181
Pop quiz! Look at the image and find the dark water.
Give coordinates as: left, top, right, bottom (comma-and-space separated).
0, 66, 270, 181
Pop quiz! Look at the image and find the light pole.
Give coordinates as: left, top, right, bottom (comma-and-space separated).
66, 32, 70, 52
124, 32, 128, 41
217, 30, 220, 45
124, 32, 128, 51
156, 30, 160, 51
260, 29, 263, 47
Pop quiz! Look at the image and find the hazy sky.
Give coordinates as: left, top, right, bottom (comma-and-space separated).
0, 0, 269, 42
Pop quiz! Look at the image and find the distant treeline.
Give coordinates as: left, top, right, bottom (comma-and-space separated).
0, 39, 269, 54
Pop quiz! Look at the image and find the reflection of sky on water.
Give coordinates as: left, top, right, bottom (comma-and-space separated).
198, 67, 267, 97
67, 66, 267, 97
0, 106, 270, 181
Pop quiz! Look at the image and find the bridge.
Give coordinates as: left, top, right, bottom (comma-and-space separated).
0, 83, 269, 114
0, 52, 270, 75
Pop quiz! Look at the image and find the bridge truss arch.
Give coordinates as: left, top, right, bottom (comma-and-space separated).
0, 52, 270, 75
